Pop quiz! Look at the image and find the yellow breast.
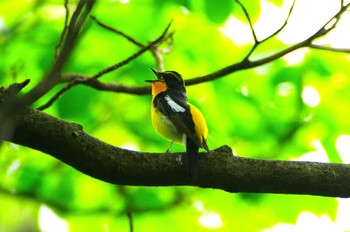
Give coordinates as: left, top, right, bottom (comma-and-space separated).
151, 106, 184, 144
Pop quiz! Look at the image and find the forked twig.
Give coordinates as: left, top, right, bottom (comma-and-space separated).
0, 0, 95, 143
37, 21, 173, 110
235, 0, 258, 44
238, 0, 296, 60
185, 1, 350, 85
37, 0, 350, 109
90, 21, 172, 81
91, 16, 173, 71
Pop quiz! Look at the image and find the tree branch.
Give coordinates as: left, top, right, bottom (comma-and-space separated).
309, 44, 350, 53
41, 1, 349, 97
55, 0, 70, 60
186, 1, 350, 85
91, 16, 173, 71
90, 15, 144, 47
4, 102, 350, 198
0, 0, 95, 142
37, 21, 172, 110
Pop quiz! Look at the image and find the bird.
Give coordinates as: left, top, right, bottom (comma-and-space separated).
146, 68, 209, 178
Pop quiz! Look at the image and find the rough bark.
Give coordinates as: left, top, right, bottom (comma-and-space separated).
3, 105, 350, 198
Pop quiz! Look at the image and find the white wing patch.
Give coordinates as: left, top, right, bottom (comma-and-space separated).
165, 95, 185, 112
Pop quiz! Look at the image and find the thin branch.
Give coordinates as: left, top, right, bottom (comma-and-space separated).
27, 0, 350, 110
127, 212, 134, 232
234, 0, 258, 60
310, 3, 348, 40
158, 30, 174, 70
149, 20, 174, 71
55, 0, 70, 60
241, 0, 296, 60
38, 21, 172, 110
59, 73, 151, 95
309, 44, 350, 53
90, 21, 171, 81
37, 77, 150, 110
185, 2, 350, 85
36, 82, 76, 111
235, 0, 258, 44
83, 79, 150, 94
37, 1, 350, 98
91, 15, 172, 71
0, 0, 95, 143
259, 0, 296, 43
20, 0, 94, 105
90, 15, 144, 47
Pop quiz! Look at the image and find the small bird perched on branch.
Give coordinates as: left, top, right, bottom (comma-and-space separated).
146, 68, 209, 178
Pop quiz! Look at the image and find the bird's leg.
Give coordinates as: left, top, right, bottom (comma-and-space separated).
166, 139, 175, 153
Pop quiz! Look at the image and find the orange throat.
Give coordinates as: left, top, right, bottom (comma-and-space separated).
151, 81, 167, 100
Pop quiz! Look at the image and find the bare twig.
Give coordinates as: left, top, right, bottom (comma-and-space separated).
127, 212, 134, 232
38, 21, 172, 110
240, 0, 296, 60
36, 82, 76, 111
259, 0, 296, 43
37, 1, 350, 100
37, 76, 151, 110
91, 16, 173, 70
150, 25, 174, 71
21, 0, 95, 105
185, 2, 350, 85
0, 80, 31, 101
235, 0, 258, 44
18, 0, 350, 112
95, 16, 173, 71
309, 44, 350, 53
55, 0, 70, 60
91, 15, 144, 47
0, 0, 95, 142
90, 21, 171, 81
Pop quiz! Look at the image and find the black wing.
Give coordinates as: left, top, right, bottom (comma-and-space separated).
154, 90, 200, 146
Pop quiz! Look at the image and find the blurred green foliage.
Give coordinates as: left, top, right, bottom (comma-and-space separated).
1, 0, 349, 231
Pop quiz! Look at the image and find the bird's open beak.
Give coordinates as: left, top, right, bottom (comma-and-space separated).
146, 68, 163, 82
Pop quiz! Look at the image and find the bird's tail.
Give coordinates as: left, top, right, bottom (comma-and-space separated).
185, 137, 199, 179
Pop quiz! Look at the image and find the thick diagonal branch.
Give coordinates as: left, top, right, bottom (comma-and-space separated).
4, 105, 350, 198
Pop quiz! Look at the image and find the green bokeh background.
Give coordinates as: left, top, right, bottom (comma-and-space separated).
1, 0, 349, 231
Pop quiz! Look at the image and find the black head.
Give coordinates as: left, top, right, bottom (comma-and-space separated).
149, 68, 185, 90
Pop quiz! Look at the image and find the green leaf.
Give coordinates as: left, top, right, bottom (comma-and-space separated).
204, 0, 233, 23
